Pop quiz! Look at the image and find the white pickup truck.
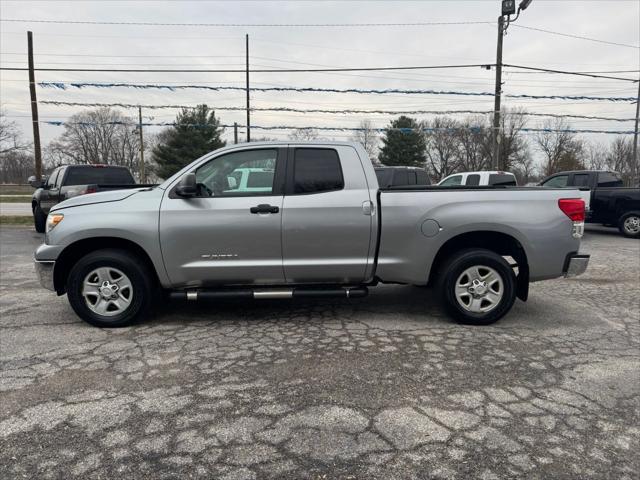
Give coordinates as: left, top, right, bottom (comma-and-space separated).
34, 142, 589, 328
438, 171, 517, 187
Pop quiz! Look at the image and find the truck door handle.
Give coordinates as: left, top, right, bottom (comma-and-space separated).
250, 204, 279, 214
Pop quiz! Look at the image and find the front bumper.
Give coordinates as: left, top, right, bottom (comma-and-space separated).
564, 254, 590, 278
34, 259, 55, 291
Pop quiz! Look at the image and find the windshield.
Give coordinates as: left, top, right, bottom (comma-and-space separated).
64, 167, 135, 186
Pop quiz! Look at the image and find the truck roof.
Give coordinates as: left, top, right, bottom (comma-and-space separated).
549, 170, 619, 176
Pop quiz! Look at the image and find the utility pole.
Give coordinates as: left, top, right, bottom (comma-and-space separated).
492, 15, 505, 170
245, 34, 250, 142
27, 31, 42, 180
138, 106, 145, 183
491, 0, 533, 170
632, 79, 639, 185
234, 122, 239, 144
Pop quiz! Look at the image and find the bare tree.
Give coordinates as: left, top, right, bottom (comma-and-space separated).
534, 118, 584, 176
47, 107, 141, 176
455, 117, 490, 171
288, 128, 320, 141
350, 119, 379, 163
0, 110, 30, 155
0, 151, 35, 183
585, 141, 609, 170
496, 108, 529, 172
606, 137, 634, 185
424, 117, 460, 180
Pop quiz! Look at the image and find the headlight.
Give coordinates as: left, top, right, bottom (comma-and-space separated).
46, 213, 64, 233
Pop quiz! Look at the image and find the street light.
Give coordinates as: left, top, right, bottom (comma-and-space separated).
491, 0, 533, 169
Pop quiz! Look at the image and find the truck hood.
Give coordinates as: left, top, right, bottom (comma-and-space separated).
51, 189, 142, 211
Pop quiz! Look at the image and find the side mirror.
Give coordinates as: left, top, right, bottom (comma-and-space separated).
227, 176, 238, 189
28, 175, 45, 189
175, 173, 197, 197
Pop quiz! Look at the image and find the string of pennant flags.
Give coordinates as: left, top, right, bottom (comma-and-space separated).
38, 101, 636, 122
38, 82, 638, 103
40, 120, 635, 135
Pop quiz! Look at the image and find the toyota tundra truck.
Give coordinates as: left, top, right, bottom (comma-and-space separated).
34, 142, 590, 328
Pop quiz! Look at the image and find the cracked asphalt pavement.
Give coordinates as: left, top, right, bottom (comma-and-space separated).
1, 225, 638, 479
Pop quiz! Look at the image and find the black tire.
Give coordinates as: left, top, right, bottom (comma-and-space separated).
618, 212, 640, 239
66, 249, 154, 328
33, 205, 46, 233
437, 248, 517, 326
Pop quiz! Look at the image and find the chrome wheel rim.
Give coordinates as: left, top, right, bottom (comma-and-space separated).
623, 216, 640, 234
82, 267, 133, 317
455, 265, 503, 313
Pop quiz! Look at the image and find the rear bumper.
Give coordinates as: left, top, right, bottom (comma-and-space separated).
564, 254, 590, 278
34, 259, 55, 291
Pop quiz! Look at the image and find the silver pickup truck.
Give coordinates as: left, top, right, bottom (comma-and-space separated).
34, 142, 589, 328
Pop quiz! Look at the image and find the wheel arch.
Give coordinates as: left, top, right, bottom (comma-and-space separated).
53, 237, 159, 295
427, 230, 530, 301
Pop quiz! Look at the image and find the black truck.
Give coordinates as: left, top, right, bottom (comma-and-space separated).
29, 165, 150, 233
540, 170, 640, 238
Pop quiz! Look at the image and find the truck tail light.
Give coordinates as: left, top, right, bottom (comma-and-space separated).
84, 186, 98, 194
559, 198, 585, 238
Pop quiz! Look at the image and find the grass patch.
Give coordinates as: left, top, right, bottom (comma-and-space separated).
0, 216, 33, 226
0, 187, 33, 195
0, 196, 32, 203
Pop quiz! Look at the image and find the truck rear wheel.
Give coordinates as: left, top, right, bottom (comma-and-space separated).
66, 249, 153, 328
33, 206, 46, 233
438, 249, 517, 325
618, 213, 640, 239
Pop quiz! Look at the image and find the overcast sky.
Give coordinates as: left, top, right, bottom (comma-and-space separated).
1, 0, 638, 153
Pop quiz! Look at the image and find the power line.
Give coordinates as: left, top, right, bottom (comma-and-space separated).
37, 100, 637, 122
0, 52, 244, 58
0, 63, 493, 73
503, 64, 638, 82
37, 120, 635, 135
38, 82, 638, 102
0, 18, 494, 27
512, 24, 640, 50
3, 63, 634, 82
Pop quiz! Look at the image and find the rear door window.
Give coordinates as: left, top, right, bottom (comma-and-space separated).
416, 170, 430, 185
392, 170, 409, 186
597, 172, 623, 187
542, 175, 568, 188
489, 174, 516, 186
65, 167, 135, 186
293, 149, 344, 194
375, 169, 393, 188
572, 173, 590, 187
466, 174, 481, 186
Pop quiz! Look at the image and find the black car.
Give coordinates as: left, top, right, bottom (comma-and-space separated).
540, 170, 640, 238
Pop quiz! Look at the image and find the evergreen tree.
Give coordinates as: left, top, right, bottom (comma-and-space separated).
152, 104, 225, 179
378, 116, 426, 167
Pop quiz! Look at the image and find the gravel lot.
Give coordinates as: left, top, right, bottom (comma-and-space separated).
1, 225, 638, 479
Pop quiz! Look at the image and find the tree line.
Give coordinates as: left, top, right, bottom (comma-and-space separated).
0, 106, 636, 186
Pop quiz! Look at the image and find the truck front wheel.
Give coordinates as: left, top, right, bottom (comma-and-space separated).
33, 206, 46, 233
438, 249, 517, 325
66, 249, 153, 328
